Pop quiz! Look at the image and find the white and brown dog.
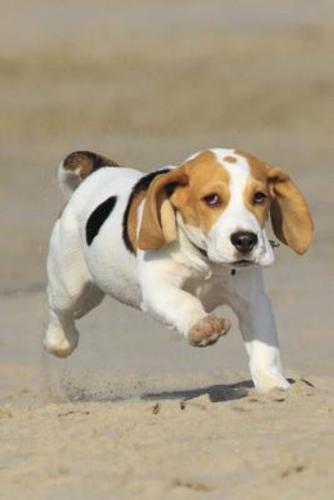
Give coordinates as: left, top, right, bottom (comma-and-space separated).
44, 148, 313, 392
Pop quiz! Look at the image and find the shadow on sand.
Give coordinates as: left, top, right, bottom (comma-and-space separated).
141, 380, 254, 403
46, 377, 254, 404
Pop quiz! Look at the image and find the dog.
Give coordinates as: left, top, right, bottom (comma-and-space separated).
44, 148, 313, 392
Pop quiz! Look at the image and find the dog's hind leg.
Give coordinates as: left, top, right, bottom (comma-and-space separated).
44, 217, 104, 358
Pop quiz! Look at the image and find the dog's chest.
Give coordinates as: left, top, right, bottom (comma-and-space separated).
183, 266, 234, 311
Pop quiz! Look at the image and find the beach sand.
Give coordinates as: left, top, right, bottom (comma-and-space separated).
0, 1, 333, 498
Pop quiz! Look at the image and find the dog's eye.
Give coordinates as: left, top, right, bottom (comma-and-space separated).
253, 192, 267, 205
203, 193, 222, 207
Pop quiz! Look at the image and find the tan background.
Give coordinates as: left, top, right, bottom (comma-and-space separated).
0, 1, 333, 498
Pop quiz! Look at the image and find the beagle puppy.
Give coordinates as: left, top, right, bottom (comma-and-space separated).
44, 148, 313, 392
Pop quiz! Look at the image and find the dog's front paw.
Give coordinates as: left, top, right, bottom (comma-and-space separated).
187, 314, 231, 347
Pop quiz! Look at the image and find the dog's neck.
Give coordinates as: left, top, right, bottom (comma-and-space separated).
169, 217, 211, 277
187, 238, 208, 258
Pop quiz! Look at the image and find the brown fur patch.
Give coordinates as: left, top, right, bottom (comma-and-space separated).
237, 150, 271, 227
124, 168, 172, 253
223, 155, 237, 163
269, 173, 314, 254
127, 190, 146, 252
63, 151, 119, 179
137, 169, 188, 251
243, 180, 270, 227
170, 151, 230, 233
237, 150, 269, 182
238, 150, 313, 252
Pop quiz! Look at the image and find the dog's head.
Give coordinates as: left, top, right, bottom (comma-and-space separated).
138, 149, 314, 266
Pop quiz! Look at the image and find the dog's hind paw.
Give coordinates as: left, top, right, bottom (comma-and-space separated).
187, 315, 231, 347
43, 321, 78, 358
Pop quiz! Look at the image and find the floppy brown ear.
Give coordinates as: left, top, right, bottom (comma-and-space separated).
137, 168, 188, 251
268, 167, 314, 254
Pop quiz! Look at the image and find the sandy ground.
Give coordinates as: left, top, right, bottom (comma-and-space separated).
0, 1, 333, 498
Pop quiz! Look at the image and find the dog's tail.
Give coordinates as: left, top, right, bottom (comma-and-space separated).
57, 150, 120, 200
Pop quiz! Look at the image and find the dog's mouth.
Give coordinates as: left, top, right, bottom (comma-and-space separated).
231, 259, 254, 267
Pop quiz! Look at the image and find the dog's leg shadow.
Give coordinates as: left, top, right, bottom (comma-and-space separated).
141, 380, 253, 404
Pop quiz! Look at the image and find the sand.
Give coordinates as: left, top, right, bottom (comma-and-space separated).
0, 1, 333, 498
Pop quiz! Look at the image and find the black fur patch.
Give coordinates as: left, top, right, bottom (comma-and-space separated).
122, 169, 171, 254
86, 196, 117, 246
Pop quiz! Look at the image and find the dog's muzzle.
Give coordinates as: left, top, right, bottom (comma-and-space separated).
230, 231, 258, 254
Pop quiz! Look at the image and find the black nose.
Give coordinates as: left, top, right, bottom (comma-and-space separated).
230, 231, 258, 254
